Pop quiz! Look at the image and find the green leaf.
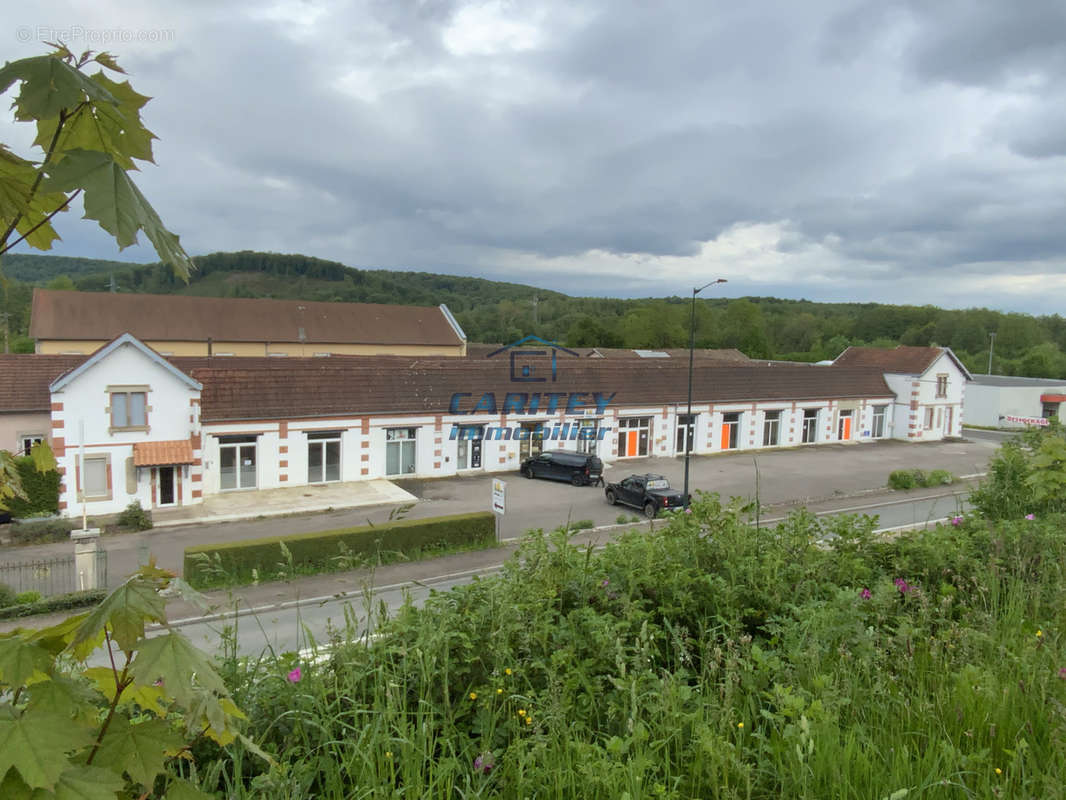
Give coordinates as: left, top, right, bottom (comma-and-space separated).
92, 52, 126, 74
129, 631, 229, 707
71, 572, 168, 653
0, 451, 27, 510
28, 612, 91, 657
83, 667, 168, 716
0, 55, 118, 122
91, 717, 183, 788
40, 149, 192, 279
34, 74, 157, 170
0, 635, 53, 687
24, 675, 99, 725
0, 711, 92, 790
29, 765, 125, 800
27, 441, 56, 473
164, 776, 215, 800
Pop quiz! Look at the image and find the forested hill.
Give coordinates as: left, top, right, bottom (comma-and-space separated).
2, 251, 1065, 379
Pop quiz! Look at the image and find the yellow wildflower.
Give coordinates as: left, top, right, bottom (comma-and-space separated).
995, 768, 1002, 775
469, 692, 477, 700
518, 709, 526, 717
505, 668, 512, 676
385, 751, 393, 759
525, 716, 532, 725
497, 688, 503, 694
737, 723, 744, 729
1037, 630, 1043, 638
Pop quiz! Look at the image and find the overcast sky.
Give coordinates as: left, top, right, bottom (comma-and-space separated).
5, 1, 1066, 313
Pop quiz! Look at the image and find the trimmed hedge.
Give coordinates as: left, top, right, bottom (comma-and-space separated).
6, 456, 60, 518
5, 517, 82, 545
0, 588, 106, 620
183, 512, 496, 588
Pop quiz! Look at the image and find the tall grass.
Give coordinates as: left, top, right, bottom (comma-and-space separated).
185, 497, 1066, 798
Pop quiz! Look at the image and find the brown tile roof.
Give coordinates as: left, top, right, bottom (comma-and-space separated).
133, 440, 195, 466
0, 351, 893, 423
29, 289, 464, 347
833, 345, 954, 375
190, 357, 892, 422
0, 355, 86, 412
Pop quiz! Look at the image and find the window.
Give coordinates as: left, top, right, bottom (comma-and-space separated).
802, 409, 818, 443
871, 405, 887, 438
763, 411, 780, 447
924, 408, 934, 430
386, 427, 417, 475
17, 434, 43, 457
219, 435, 257, 490
307, 431, 342, 483
110, 389, 147, 429
936, 374, 948, 398
1043, 403, 1059, 419
676, 414, 696, 454
81, 455, 110, 500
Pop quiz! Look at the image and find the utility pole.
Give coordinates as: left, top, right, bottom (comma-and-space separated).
531, 295, 539, 326
684, 278, 727, 509
988, 332, 996, 375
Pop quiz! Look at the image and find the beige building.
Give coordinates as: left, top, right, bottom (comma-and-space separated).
29, 289, 467, 357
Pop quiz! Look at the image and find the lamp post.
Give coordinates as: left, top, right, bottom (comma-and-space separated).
683, 278, 727, 508
988, 332, 996, 375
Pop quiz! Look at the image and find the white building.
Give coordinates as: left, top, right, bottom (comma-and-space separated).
963, 374, 1066, 428
0, 334, 904, 519
833, 346, 972, 441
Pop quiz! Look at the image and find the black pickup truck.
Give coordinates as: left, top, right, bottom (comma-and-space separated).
604, 473, 686, 518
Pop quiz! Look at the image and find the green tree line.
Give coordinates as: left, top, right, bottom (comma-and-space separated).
3, 251, 1065, 378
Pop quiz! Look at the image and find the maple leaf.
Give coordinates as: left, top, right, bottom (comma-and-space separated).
163, 777, 216, 800
41, 149, 193, 279
129, 631, 229, 708
0, 710, 93, 791
29, 765, 125, 800
71, 573, 168, 654
0, 634, 52, 687
91, 716, 184, 788
0, 55, 118, 122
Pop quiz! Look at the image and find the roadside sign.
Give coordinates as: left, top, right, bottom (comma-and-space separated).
1005, 415, 1049, 426
492, 478, 506, 515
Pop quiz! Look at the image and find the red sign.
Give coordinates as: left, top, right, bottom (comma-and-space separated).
1005, 415, 1049, 426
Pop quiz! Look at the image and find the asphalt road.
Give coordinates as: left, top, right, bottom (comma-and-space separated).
159, 487, 972, 659
4, 435, 998, 588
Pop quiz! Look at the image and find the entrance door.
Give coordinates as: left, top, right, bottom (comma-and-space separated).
946, 407, 954, 435
617, 418, 650, 457
721, 413, 740, 449
219, 437, 257, 490
158, 466, 176, 506
676, 414, 695, 455
308, 432, 342, 483
457, 426, 484, 469
838, 410, 853, 441
519, 422, 544, 460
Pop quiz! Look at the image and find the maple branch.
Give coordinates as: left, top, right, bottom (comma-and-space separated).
87, 632, 133, 765
0, 99, 86, 250
0, 189, 80, 256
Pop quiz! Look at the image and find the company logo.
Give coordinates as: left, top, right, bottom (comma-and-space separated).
486, 335, 579, 383
448, 335, 615, 443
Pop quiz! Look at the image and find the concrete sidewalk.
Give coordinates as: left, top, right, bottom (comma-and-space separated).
152, 479, 416, 527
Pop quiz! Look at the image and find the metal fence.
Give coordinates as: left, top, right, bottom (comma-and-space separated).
0, 550, 108, 597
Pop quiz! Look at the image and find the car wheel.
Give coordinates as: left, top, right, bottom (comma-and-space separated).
570, 473, 583, 486
605, 489, 616, 505
644, 502, 657, 519
522, 466, 534, 479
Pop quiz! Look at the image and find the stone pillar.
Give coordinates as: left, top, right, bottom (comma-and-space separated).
70, 528, 101, 591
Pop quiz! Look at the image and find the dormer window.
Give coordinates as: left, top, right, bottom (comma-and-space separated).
108, 386, 149, 432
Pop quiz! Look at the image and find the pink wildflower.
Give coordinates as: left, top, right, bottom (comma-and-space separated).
287, 667, 302, 683
951, 516, 963, 527
1026, 513, 1035, 521
895, 578, 911, 595
474, 751, 495, 774
860, 588, 872, 600
1058, 667, 1066, 680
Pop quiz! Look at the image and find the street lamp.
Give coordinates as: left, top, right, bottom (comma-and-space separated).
683, 278, 727, 508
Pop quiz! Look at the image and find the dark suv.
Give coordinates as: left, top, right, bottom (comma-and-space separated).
520, 450, 603, 486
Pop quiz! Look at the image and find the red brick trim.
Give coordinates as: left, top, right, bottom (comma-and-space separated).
191, 473, 202, 482
279, 445, 288, 454
191, 489, 202, 498
361, 467, 369, 475
361, 454, 369, 462
50, 419, 64, 429
51, 402, 63, 412
279, 421, 288, 439
279, 475, 288, 482
279, 460, 288, 468
58, 501, 67, 510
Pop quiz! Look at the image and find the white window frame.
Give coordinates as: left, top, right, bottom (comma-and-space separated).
763, 411, 780, 447
80, 454, 112, 501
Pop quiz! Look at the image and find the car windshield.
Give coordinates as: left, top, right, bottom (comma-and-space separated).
646, 478, 670, 490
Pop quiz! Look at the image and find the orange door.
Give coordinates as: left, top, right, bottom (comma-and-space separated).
842, 416, 851, 440
720, 424, 731, 450
627, 430, 638, 456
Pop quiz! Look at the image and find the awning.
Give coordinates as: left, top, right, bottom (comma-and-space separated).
1040, 394, 1066, 404
133, 440, 195, 467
